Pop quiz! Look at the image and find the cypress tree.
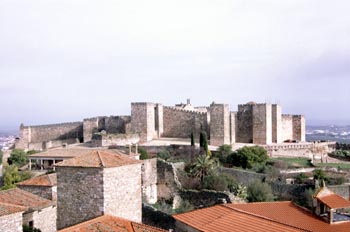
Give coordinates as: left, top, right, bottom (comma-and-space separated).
199, 132, 204, 148
191, 132, 195, 147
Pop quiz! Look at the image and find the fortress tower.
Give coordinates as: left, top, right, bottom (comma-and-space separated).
55, 150, 142, 229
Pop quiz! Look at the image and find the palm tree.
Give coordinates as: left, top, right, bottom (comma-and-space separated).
191, 154, 218, 183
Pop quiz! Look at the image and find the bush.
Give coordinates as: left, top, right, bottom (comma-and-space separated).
138, 147, 149, 160
247, 180, 274, 202
228, 146, 268, 169
202, 173, 238, 192
157, 150, 171, 160
295, 173, 308, 184
313, 169, 328, 182
23, 225, 41, 232
216, 144, 233, 164
8, 149, 28, 167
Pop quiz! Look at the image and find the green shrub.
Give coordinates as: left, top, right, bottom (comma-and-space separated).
216, 144, 233, 164
228, 146, 268, 169
23, 224, 41, 232
8, 149, 28, 167
138, 147, 149, 160
157, 150, 171, 160
247, 180, 274, 202
203, 174, 228, 191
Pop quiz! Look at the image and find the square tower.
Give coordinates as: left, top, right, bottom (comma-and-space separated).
209, 103, 230, 146
252, 104, 272, 144
56, 150, 142, 229
272, 104, 282, 143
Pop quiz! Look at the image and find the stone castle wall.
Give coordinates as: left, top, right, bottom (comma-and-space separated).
236, 104, 254, 143
0, 212, 23, 232
209, 104, 230, 146
272, 104, 282, 143
282, 115, 294, 141
293, 115, 306, 141
142, 158, 158, 204
56, 167, 104, 229
162, 107, 208, 138
252, 104, 272, 144
103, 164, 142, 223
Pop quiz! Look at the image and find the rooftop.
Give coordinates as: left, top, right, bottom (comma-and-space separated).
58, 215, 166, 232
0, 202, 26, 217
314, 187, 350, 209
173, 201, 350, 232
29, 148, 97, 159
0, 188, 54, 212
17, 173, 57, 187
55, 150, 142, 168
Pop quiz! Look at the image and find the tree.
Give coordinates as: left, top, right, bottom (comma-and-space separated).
216, 144, 232, 164
8, 149, 28, 167
191, 154, 218, 183
228, 146, 268, 169
247, 180, 274, 202
1, 163, 33, 190
199, 131, 210, 156
313, 169, 328, 183
157, 150, 171, 160
199, 132, 204, 148
138, 147, 149, 160
190, 132, 195, 147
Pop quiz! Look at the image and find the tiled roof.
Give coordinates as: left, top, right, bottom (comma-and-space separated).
29, 148, 94, 158
58, 215, 166, 232
0, 202, 26, 217
314, 187, 350, 209
0, 188, 54, 212
55, 150, 142, 168
17, 173, 57, 187
173, 201, 350, 232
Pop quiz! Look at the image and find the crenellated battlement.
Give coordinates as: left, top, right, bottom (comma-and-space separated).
21, 121, 82, 129
163, 106, 207, 115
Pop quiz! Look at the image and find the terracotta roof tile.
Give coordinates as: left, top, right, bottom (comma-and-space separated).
17, 173, 57, 187
0, 188, 54, 212
314, 187, 350, 209
0, 202, 26, 217
174, 201, 350, 232
55, 150, 142, 168
58, 215, 166, 232
29, 148, 93, 158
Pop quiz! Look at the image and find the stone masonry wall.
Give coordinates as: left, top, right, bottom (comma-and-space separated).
163, 107, 208, 139
236, 104, 253, 143
56, 167, 104, 229
27, 122, 83, 143
253, 104, 272, 144
130, 103, 158, 142
230, 112, 236, 144
83, 117, 100, 142
142, 158, 158, 204
293, 115, 306, 142
103, 164, 142, 223
209, 104, 230, 146
272, 104, 282, 143
32, 206, 57, 232
282, 115, 293, 141
0, 212, 23, 232
17, 185, 56, 200
91, 133, 140, 147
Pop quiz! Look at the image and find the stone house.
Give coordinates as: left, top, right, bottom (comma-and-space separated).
0, 188, 56, 232
55, 150, 143, 230
0, 202, 26, 232
17, 173, 57, 201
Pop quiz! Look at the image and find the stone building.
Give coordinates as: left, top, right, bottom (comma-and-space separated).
0, 203, 26, 232
0, 188, 56, 232
55, 150, 142, 230
16, 100, 306, 149
17, 173, 57, 201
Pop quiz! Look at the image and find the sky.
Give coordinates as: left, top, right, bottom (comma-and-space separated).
1, 0, 350, 131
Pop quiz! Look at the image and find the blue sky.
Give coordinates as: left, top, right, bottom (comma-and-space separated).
1, 0, 350, 130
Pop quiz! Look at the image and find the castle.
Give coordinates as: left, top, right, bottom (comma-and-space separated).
16, 100, 305, 150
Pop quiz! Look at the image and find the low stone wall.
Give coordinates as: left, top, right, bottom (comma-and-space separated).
142, 159, 158, 204
270, 182, 314, 202
179, 189, 235, 209
220, 167, 266, 186
23, 206, 57, 232
91, 133, 140, 147
328, 185, 350, 200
